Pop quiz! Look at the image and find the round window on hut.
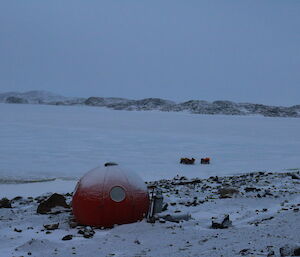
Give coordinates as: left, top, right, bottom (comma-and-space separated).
110, 186, 126, 202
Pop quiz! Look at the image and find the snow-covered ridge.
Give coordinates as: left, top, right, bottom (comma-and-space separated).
1, 90, 299, 118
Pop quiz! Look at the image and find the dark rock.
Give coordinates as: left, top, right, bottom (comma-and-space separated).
250, 216, 274, 226
288, 173, 300, 180
159, 218, 166, 223
161, 203, 168, 212
62, 235, 73, 241
77, 229, 84, 235
244, 187, 260, 192
172, 179, 202, 186
211, 214, 232, 229
294, 248, 300, 256
211, 176, 220, 183
185, 199, 198, 207
69, 221, 78, 228
263, 189, 273, 197
12, 196, 23, 201
0, 198, 12, 208
35, 196, 48, 203
267, 250, 275, 256
280, 244, 300, 256
104, 162, 118, 167
43, 223, 59, 230
239, 249, 251, 255
83, 233, 93, 239
37, 193, 69, 214
134, 240, 141, 245
160, 213, 191, 223
78, 227, 95, 239
218, 188, 239, 198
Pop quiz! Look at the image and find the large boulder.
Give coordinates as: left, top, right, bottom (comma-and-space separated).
37, 193, 69, 214
280, 244, 300, 256
0, 198, 12, 208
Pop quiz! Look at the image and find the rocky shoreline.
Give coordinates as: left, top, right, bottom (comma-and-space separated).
1, 90, 299, 118
1, 170, 300, 256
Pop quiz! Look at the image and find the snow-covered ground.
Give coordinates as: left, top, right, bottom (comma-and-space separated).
0, 171, 299, 257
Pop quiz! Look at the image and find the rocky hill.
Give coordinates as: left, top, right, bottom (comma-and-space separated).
0, 91, 299, 118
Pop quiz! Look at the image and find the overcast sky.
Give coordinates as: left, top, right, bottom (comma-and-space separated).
0, 1, 299, 105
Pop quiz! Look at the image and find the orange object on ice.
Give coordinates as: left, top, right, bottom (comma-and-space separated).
200, 157, 210, 164
72, 164, 149, 228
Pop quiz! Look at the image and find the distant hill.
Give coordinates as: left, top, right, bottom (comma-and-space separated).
0, 90, 299, 118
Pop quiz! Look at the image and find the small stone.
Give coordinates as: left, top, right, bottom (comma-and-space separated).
211, 214, 232, 229
0, 198, 12, 208
134, 240, 141, 245
161, 203, 168, 211
69, 221, 78, 228
267, 250, 275, 256
80, 227, 95, 239
104, 162, 118, 167
239, 249, 250, 255
83, 232, 93, 239
218, 188, 239, 198
244, 187, 260, 192
62, 235, 73, 241
43, 223, 59, 230
12, 196, 23, 201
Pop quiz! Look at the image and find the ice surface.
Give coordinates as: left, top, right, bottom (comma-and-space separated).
0, 103, 299, 184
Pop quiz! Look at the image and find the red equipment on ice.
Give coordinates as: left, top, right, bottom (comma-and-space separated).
201, 157, 210, 164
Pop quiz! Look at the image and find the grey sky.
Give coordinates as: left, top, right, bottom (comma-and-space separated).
0, 1, 299, 106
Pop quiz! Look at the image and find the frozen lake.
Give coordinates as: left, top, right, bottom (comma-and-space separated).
0, 103, 299, 182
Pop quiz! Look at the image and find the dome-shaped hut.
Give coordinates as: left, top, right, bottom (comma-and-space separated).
72, 164, 149, 227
